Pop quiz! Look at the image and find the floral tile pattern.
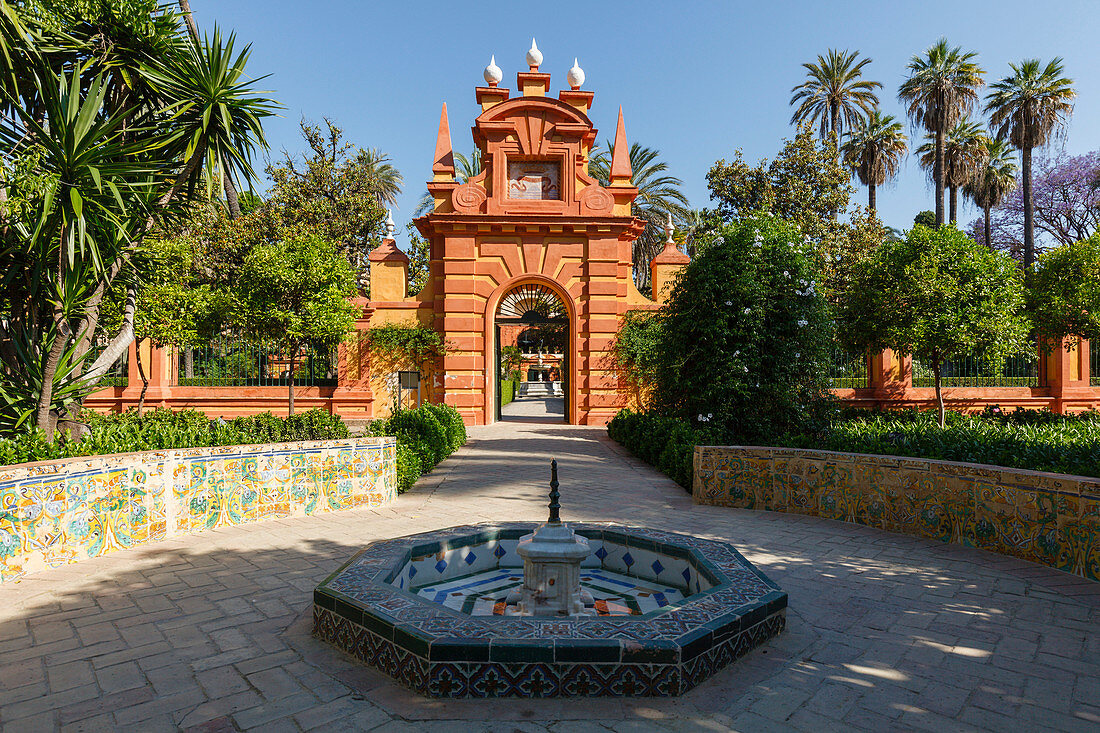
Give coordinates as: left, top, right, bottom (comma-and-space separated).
0, 438, 396, 583
694, 446, 1100, 582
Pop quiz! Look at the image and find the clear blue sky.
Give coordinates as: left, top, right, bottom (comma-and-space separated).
194, 0, 1100, 235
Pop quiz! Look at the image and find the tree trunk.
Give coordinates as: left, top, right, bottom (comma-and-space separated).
287, 353, 296, 416
935, 128, 946, 226
178, 0, 200, 41
135, 338, 148, 416
949, 186, 958, 223
933, 355, 945, 428
223, 173, 241, 219
990, 203, 998, 249
84, 286, 137, 383
36, 328, 70, 438
184, 347, 194, 379
1022, 144, 1035, 269
155, 132, 207, 216
868, 183, 876, 212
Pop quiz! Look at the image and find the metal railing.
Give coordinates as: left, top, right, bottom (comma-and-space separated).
828, 347, 869, 389
88, 344, 128, 388
912, 354, 1039, 388
177, 340, 337, 387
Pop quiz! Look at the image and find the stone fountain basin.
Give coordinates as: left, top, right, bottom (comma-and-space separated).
313, 522, 786, 698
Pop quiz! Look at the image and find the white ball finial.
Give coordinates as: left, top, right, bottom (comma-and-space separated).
567, 58, 585, 90
665, 213, 675, 244
484, 54, 502, 87
526, 38, 543, 70
385, 209, 396, 239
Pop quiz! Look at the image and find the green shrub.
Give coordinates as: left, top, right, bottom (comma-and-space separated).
0, 408, 351, 465
500, 379, 516, 407
608, 409, 705, 490
371, 403, 467, 493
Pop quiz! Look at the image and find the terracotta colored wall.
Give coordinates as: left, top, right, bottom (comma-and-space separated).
0, 437, 397, 583
693, 445, 1100, 581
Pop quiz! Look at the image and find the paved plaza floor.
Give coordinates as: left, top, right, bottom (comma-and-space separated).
1, 421, 1099, 732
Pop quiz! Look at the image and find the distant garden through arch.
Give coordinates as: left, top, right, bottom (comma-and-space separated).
493, 282, 570, 423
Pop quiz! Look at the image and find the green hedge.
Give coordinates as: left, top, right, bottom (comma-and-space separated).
608, 409, 708, 490
364, 403, 467, 493
609, 406, 1100, 487
500, 379, 517, 407
0, 408, 350, 467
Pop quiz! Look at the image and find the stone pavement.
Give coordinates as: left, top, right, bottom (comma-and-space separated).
1, 421, 1099, 732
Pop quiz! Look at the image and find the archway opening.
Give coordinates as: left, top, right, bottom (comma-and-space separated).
494, 282, 570, 424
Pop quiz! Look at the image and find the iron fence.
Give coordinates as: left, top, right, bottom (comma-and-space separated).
177, 340, 337, 387
829, 347, 869, 389
88, 344, 128, 387
912, 353, 1039, 388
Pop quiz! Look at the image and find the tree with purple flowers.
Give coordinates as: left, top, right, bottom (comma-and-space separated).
968, 151, 1100, 260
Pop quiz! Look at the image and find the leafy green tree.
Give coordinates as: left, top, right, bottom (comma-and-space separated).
707, 124, 851, 251
648, 215, 835, 443
403, 222, 430, 295
840, 110, 907, 211
916, 119, 988, 223
1026, 233, 1100, 345
898, 39, 985, 227
789, 49, 881, 141
963, 138, 1018, 248
986, 58, 1076, 269
590, 142, 690, 290
265, 119, 387, 271
233, 234, 359, 415
914, 210, 937, 228
837, 225, 1029, 426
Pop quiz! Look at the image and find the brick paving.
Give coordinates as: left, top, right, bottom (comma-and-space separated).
2, 421, 1099, 732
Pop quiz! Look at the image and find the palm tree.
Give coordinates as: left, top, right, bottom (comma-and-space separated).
361, 148, 404, 207
963, 138, 1018, 248
590, 142, 689, 290
898, 39, 985, 226
415, 150, 482, 216
840, 110, 907, 211
985, 58, 1076, 268
141, 27, 278, 217
915, 119, 987, 223
790, 49, 881, 141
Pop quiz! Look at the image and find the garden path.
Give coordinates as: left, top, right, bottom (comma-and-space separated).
1, 421, 1099, 731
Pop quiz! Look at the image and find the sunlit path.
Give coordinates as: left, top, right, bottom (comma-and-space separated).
1, 422, 1097, 730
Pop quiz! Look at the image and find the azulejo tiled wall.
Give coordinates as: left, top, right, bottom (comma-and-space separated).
0, 438, 397, 583
694, 446, 1100, 582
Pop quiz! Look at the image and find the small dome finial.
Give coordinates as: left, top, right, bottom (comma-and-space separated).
526, 38, 543, 71
567, 58, 585, 90
385, 209, 396, 239
665, 213, 675, 245
484, 54, 502, 87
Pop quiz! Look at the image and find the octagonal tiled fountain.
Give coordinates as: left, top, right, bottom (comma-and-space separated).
313, 463, 786, 697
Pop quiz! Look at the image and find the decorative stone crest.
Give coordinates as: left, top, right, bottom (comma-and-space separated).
578, 184, 614, 215
452, 182, 488, 213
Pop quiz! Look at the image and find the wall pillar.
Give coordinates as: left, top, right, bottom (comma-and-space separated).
1044, 338, 1091, 414
869, 348, 910, 403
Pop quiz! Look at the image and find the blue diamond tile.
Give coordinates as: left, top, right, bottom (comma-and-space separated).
464, 551, 477, 566
623, 552, 634, 568
435, 559, 447, 573
493, 544, 506, 559
682, 567, 691, 584
408, 565, 418, 578
652, 559, 664, 575
595, 546, 608, 561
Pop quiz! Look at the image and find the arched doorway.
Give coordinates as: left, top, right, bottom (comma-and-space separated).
493, 282, 570, 423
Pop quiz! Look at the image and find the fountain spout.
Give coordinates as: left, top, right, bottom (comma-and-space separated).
514, 460, 594, 615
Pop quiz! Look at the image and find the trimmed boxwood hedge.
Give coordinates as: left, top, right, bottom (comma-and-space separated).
365, 403, 468, 492
0, 404, 470, 496
609, 406, 1100, 490
0, 408, 350, 467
